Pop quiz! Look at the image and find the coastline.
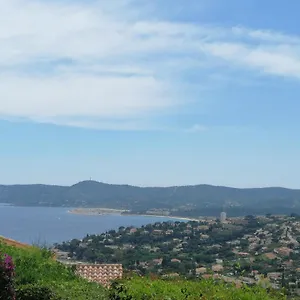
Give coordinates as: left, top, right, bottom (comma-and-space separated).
68, 207, 126, 216
122, 213, 199, 222
68, 208, 199, 221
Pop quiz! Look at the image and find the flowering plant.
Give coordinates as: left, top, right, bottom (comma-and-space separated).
0, 252, 15, 300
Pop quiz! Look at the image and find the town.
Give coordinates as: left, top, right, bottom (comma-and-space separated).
56, 213, 300, 295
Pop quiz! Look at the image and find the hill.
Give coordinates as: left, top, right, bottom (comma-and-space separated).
1, 181, 300, 216
0, 241, 287, 300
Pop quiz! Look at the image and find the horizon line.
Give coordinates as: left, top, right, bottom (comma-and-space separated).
0, 180, 298, 190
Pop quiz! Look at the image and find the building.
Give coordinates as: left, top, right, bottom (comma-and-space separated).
212, 264, 224, 272
220, 212, 227, 223
76, 264, 123, 287
195, 267, 207, 275
129, 227, 137, 234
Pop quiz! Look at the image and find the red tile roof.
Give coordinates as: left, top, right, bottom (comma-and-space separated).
76, 264, 123, 286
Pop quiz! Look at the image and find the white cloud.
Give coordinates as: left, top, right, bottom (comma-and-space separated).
1, 0, 300, 130
0, 74, 171, 117
203, 43, 300, 78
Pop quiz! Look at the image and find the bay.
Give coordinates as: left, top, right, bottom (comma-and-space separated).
0, 204, 181, 245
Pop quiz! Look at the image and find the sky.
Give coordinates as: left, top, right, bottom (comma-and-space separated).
1, 0, 300, 188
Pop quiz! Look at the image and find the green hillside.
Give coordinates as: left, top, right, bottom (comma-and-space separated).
0, 241, 107, 299
0, 241, 290, 300
108, 276, 286, 300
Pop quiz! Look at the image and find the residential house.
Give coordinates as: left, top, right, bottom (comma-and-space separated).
76, 264, 123, 287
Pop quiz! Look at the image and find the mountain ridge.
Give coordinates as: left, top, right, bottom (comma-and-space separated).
2, 180, 298, 190
1, 180, 300, 217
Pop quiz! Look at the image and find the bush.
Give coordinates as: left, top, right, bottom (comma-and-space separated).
16, 284, 62, 300
108, 277, 287, 300
0, 243, 108, 300
0, 252, 15, 300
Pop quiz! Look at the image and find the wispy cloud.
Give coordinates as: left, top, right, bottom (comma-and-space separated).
1, 0, 300, 130
185, 124, 208, 133
203, 42, 300, 78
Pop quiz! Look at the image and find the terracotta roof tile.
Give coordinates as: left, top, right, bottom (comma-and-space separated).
76, 264, 123, 286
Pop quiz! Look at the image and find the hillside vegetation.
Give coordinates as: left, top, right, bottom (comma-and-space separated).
0, 241, 290, 299
2, 180, 300, 216
0, 241, 108, 299
109, 276, 286, 300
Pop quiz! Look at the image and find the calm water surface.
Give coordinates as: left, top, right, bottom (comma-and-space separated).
0, 204, 180, 245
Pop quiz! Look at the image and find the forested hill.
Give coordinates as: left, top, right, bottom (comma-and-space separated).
1, 180, 300, 217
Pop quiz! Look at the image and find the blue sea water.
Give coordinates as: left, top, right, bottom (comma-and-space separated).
0, 204, 181, 245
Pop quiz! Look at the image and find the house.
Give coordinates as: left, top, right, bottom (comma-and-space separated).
129, 228, 137, 234
274, 247, 293, 256
123, 244, 134, 250
76, 264, 123, 287
197, 225, 209, 231
171, 258, 181, 263
54, 251, 69, 260
196, 267, 207, 275
240, 277, 255, 285
152, 258, 163, 266
212, 264, 224, 272
211, 244, 222, 249
200, 234, 209, 239
166, 230, 174, 235
282, 260, 293, 268
264, 252, 277, 260
150, 247, 160, 252
105, 245, 119, 250
237, 252, 250, 257
227, 240, 240, 246
173, 238, 181, 243
79, 242, 88, 248
267, 272, 282, 281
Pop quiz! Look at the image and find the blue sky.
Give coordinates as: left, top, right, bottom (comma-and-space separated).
1, 0, 300, 188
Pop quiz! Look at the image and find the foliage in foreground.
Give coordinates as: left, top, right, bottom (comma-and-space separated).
0, 241, 107, 300
109, 276, 287, 300
0, 251, 15, 300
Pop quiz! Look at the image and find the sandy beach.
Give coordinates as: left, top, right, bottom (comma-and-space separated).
68, 208, 127, 216
68, 208, 199, 221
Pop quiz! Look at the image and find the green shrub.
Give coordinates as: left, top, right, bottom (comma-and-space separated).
0, 243, 108, 300
108, 277, 287, 300
16, 284, 62, 300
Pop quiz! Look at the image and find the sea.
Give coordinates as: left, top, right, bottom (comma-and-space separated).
0, 204, 182, 245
